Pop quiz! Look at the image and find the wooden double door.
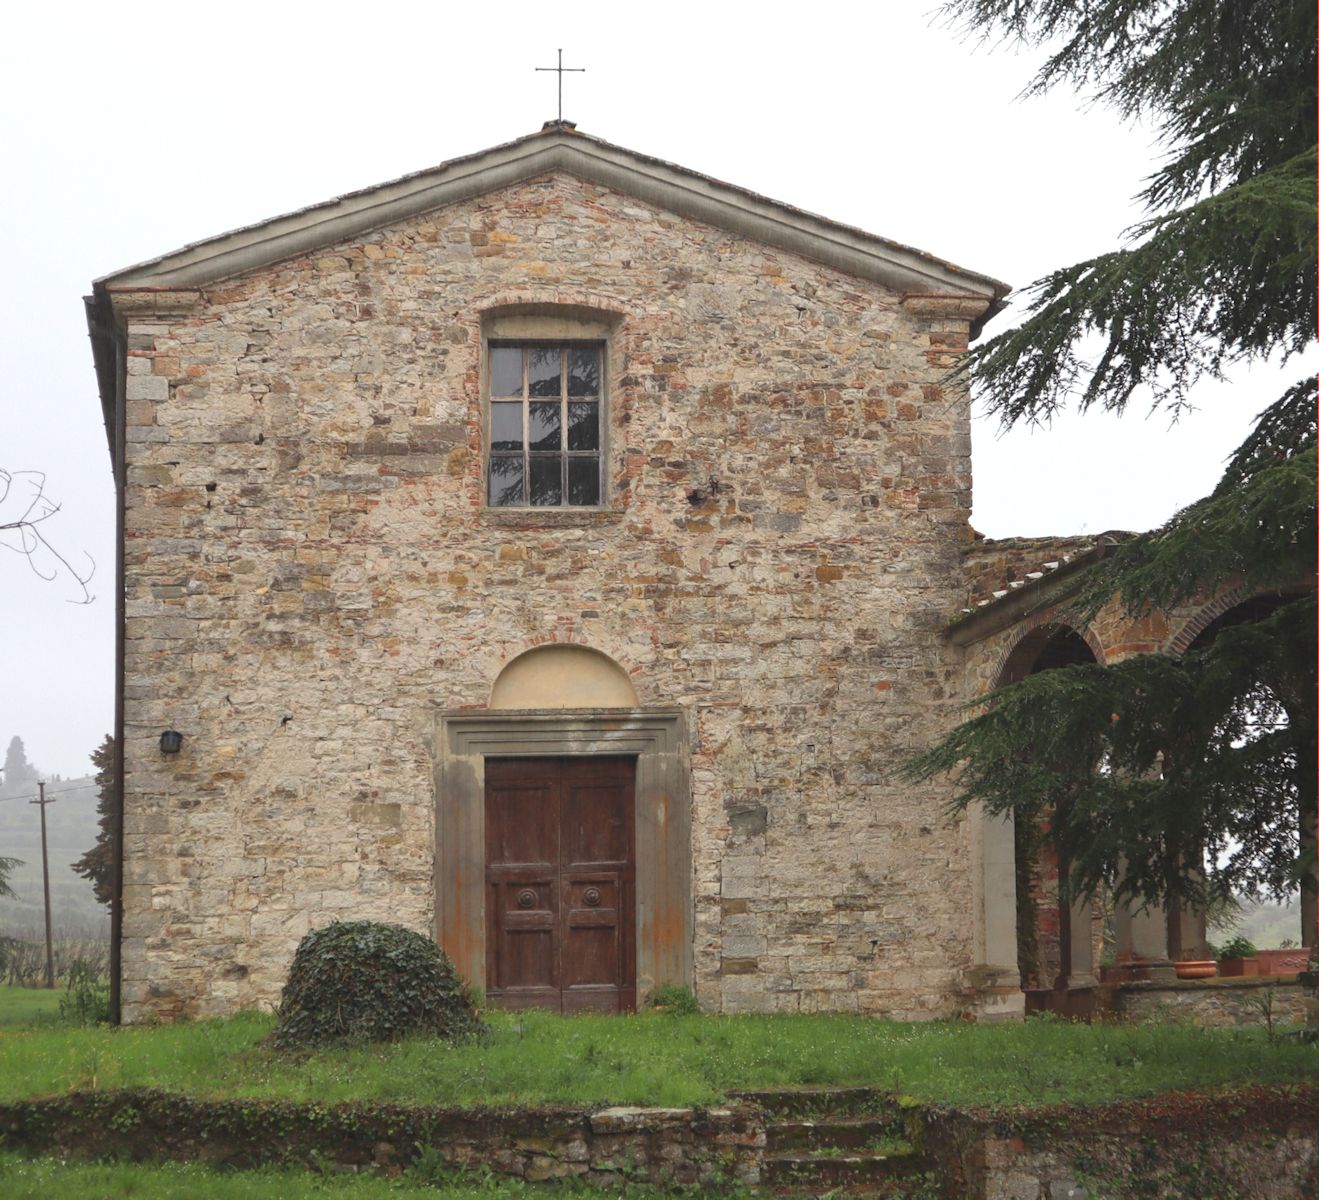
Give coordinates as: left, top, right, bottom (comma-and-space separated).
484, 756, 636, 1013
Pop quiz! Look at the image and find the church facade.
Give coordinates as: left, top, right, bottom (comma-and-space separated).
90, 125, 1201, 1024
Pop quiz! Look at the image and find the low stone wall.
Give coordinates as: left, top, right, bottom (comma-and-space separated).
916, 1084, 1318, 1200
0, 1091, 764, 1189
1111, 977, 1310, 1027
4, 1083, 1314, 1197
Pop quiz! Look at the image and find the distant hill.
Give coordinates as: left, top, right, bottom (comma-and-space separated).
1230, 897, 1304, 950
0, 737, 107, 937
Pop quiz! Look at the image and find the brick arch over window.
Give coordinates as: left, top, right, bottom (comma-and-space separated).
475, 289, 634, 324
990, 618, 1105, 690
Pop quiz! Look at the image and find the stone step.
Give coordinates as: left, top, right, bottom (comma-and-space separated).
770, 1183, 934, 1200
729, 1085, 889, 1117
767, 1115, 908, 1152
762, 1148, 928, 1192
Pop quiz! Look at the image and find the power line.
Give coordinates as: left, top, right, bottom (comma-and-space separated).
0, 782, 98, 804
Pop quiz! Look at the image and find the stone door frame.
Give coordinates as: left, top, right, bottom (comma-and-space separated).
434, 708, 691, 1002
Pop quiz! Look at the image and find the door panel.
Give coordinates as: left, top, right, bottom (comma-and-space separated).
563, 781, 630, 865
490, 878, 557, 997
485, 778, 558, 866
485, 757, 635, 1013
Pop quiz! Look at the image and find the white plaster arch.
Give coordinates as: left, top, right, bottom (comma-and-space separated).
490, 644, 640, 710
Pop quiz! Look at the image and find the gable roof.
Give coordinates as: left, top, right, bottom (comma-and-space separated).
86, 125, 1012, 452
93, 124, 1009, 313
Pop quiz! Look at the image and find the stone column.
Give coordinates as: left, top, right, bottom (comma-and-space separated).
1113, 896, 1176, 982
1169, 897, 1209, 960
966, 805, 1025, 1021
1065, 893, 1097, 988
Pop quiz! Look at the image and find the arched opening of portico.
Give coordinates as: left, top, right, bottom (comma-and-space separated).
993, 624, 1102, 993
1176, 591, 1316, 952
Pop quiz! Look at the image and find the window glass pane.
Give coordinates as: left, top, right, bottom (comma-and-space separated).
567, 402, 599, 451
491, 402, 523, 451
568, 347, 599, 396
568, 456, 600, 506
528, 347, 561, 397
529, 457, 563, 506
488, 456, 524, 506
529, 402, 561, 451
490, 347, 522, 397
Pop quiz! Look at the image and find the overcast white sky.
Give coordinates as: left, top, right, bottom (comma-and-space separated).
0, 1, 1306, 779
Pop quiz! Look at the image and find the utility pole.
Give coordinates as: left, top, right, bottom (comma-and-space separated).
30, 782, 55, 988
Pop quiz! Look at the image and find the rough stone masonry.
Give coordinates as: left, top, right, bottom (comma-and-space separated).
91, 129, 1010, 1022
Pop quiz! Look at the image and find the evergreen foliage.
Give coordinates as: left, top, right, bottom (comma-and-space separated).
273, 921, 486, 1050
910, 1, 1317, 934
70, 736, 115, 907
912, 596, 1314, 911
945, 0, 1317, 421
1, 737, 37, 797
0, 857, 21, 902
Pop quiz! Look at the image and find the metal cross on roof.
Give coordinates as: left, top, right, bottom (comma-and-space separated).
536, 48, 585, 124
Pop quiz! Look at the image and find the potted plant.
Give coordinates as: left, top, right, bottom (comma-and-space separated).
1216, 935, 1259, 978
1173, 954, 1218, 980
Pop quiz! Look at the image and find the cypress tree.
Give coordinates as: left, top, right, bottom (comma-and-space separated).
71, 736, 116, 907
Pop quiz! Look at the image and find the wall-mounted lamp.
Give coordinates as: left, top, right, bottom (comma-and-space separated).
159, 730, 184, 755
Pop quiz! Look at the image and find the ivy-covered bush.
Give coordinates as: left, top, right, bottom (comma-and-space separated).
273, 921, 486, 1050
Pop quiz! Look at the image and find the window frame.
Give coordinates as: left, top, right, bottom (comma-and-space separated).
485, 339, 607, 510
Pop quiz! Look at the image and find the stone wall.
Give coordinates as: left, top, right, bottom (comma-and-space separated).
919, 1084, 1319, 1200
0, 1092, 763, 1189
113, 171, 985, 1020
8, 1084, 1313, 1197
1111, 978, 1311, 1027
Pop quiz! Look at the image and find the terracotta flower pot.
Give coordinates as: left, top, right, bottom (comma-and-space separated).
1174, 960, 1217, 980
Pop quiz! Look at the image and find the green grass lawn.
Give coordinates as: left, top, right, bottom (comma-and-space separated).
0, 1154, 739, 1200
0, 984, 65, 1028
0, 1005, 1313, 1111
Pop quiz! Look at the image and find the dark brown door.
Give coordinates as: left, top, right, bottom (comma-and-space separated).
485, 756, 636, 1013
